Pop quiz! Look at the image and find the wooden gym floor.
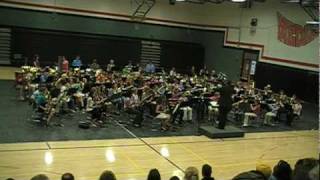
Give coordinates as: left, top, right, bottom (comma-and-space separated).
0, 131, 318, 180
0, 66, 318, 180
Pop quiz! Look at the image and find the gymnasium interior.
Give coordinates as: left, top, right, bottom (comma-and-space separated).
0, 0, 318, 180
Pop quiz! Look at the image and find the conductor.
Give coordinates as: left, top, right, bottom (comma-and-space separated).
217, 81, 233, 129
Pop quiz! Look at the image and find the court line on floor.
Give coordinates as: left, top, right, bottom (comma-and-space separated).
113, 120, 185, 173
0, 132, 315, 152
45, 142, 51, 149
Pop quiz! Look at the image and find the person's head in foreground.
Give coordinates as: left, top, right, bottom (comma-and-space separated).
271, 160, 292, 180
147, 168, 161, 180
61, 173, 74, 180
256, 163, 272, 179
99, 170, 116, 180
202, 164, 214, 180
184, 167, 199, 180
293, 158, 319, 180
232, 170, 265, 180
170, 176, 180, 180
30, 174, 49, 180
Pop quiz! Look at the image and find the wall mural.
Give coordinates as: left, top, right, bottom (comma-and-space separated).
277, 12, 318, 47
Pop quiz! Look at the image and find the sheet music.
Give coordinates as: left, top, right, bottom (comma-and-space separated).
210, 101, 218, 107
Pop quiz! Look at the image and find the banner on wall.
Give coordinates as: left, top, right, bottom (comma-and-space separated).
277, 12, 318, 47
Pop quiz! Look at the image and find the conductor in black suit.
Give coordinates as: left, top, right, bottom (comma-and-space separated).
217, 81, 234, 129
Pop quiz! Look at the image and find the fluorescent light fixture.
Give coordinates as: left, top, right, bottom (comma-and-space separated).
176, 0, 186, 1
232, 0, 247, 2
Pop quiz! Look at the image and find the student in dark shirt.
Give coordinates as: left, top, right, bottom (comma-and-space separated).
217, 81, 233, 129
202, 164, 215, 180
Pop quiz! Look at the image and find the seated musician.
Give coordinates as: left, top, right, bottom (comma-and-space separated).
208, 92, 220, 122
34, 86, 54, 126
71, 55, 82, 69
33, 54, 40, 68
292, 99, 302, 120
123, 90, 140, 115
155, 97, 171, 131
70, 78, 85, 110
107, 59, 115, 72
169, 67, 176, 77
263, 84, 272, 96
264, 101, 279, 126
130, 89, 140, 107
284, 99, 294, 126
275, 98, 287, 122
279, 90, 287, 101
243, 99, 261, 127
179, 92, 193, 122
145, 60, 155, 73
61, 56, 69, 73
89, 59, 100, 70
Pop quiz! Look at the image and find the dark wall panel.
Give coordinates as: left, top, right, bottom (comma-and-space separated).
11, 29, 141, 67
11, 28, 205, 72
161, 42, 204, 73
254, 62, 319, 103
0, 7, 242, 79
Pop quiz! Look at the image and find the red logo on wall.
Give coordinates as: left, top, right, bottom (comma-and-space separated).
277, 12, 318, 47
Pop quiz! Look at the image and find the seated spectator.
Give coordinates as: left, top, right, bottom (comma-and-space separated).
256, 163, 272, 179
61, 173, 74, 180
308, 165, 319, 180
269, 160, 292, 180
170, 176, 180, 180
293, 158, 318, 180
147, 168, 161, 180
30, 174, 49, 180
202, 164, 215, 180
232, 170, 265, 180
99, 170, 116, 180
184, 167, 199, 180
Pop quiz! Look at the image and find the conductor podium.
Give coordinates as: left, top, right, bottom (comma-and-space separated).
199, 125, 245, 139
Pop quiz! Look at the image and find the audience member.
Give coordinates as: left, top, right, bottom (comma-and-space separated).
202, 164, 215, 180
308, 165, 319, 180
232, 170, 266, 180
61, 173, 74, 180
293, 158, 318, 180
269, 160, 292, 180
30, 174, 49, 180
184, 167, 199, 180
256, 163, 272, 179
147, 168, 161, 180
170, 176, 180, 180
99, 170, 116, 180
